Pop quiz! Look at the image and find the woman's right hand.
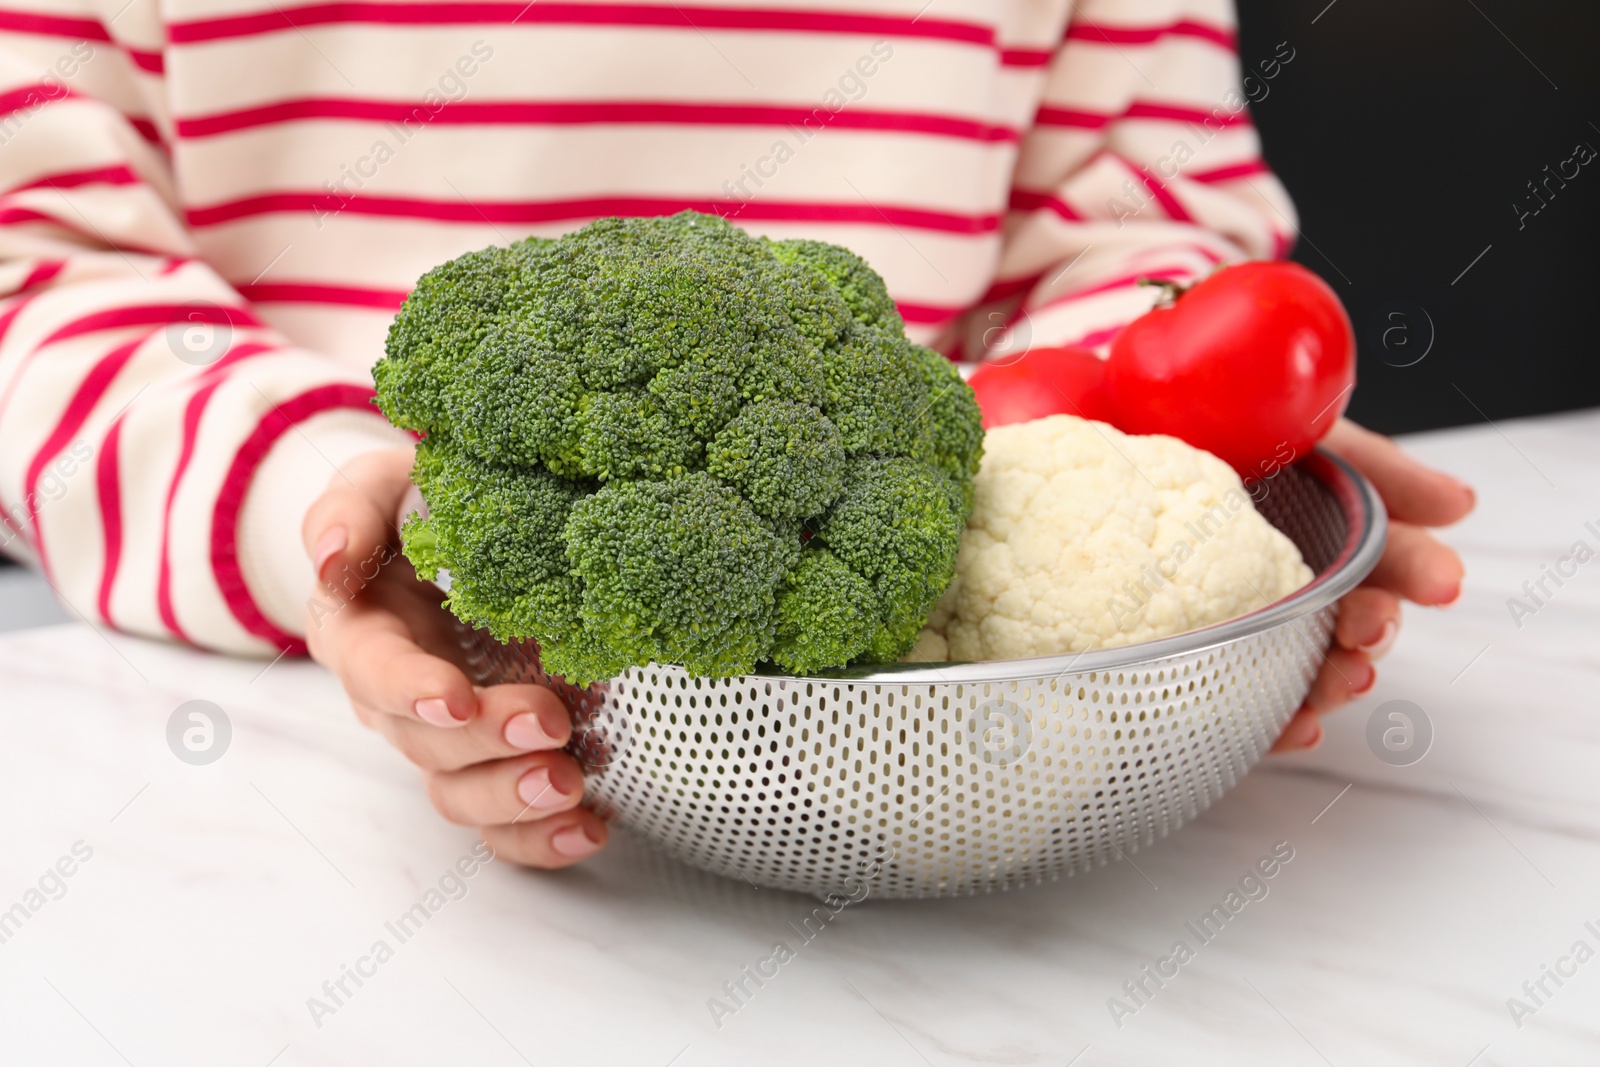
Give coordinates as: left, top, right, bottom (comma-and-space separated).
299, 447, 608, 867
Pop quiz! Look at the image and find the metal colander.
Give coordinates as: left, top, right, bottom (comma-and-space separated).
462, 450, 1385, 899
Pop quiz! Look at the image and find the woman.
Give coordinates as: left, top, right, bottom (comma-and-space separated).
0, 0, 1471, 866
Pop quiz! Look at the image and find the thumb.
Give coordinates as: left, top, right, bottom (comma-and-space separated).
301, 447, 417, 587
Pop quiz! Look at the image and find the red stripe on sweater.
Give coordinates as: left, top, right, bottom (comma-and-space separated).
157, 377, 221, 643
1032, 105, 1111, 130
210, 383, 385, 653
0, 297, 42, 535
0, 207, 61, 228
14, 259, 65, 295
1034, 99, 1251, 131
1126, 100, 1250, 128
236, 282, 408, 309
976, 273, 1041, 305
1010, 187, 1085, 222
4, 164, 139, 196
1064, 18, 1236, 51
0, 206, 172, 257
0, 295, 37, 433
0, 8, 114, 41
189, 192, 1001, 235
242, 280, 967, 321
94, 417, 125, 626
164, 2, 1053, 63
1132, 241, 1228, 267
0, 80, 165, 146
0, 295, 45, 522
156, 340, 280, 641
22, 334, 146, 573
1090, 150, 1193, 223
155, 343, 278, 643
1188, 159, 1272, 184
0, 81, 74, 115
128, 48, 164, 73
998, 47, 1051, 67
1135, 168, 1192, 223
154, 340, 280, 642
0, 292, 47, 539
175, 97, 1020, 143
128, 116, 162, 144
0, 10, 165, 72
896, 301, 963, 326
38, 303, 263, 347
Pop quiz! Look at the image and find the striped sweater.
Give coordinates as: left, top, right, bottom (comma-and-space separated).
0, 0, 1295, 656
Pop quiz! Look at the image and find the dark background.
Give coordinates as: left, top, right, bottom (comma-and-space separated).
1235, 0, 1599, 434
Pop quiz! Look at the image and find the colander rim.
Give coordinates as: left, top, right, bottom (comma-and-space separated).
728, 446, 1388, 686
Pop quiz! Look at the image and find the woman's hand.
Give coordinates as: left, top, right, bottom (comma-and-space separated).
1272, 418, 1475, 752
299, 447, 607, 865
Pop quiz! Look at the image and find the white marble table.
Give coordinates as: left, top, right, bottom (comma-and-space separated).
3, 409, 1598, 1067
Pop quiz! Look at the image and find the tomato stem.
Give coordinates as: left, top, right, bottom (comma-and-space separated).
1137, 277, 1187, 307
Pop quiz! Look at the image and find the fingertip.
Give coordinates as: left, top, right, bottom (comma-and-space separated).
1333, 587, 1403, 651
1418, 483, 1475, 528
504, 710, 566, 750
1353, 659, 1377, 696
415, 697, 469, 728
312, 525, 347, 583
475, 685, 573, 751
1358, 619, 1399, 659
482, 810, 609, 868
1304, 648, 1374, 714
1272, 709, 1322, 753
551, 816, 607, 859
1422, 558, 1466, 606
397, 661, 477, 729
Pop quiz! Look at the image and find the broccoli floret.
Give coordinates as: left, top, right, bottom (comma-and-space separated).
765, 237, 905, 332
376, 243, 536, 433
563, 473, 795, 679
817, 456, 968, 661
706, 399, 845, 520
373, 211, 983, 683
771, 548, 875, 672
818, 328, 930, 458
403, 436, 588, 626
906, 342, 986, 508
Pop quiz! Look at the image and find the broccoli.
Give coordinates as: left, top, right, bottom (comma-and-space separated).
375, 211, 983, 683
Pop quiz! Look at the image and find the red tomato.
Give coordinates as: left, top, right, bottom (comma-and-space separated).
1104, 262, 1355, 476
967, 345, 1117, 429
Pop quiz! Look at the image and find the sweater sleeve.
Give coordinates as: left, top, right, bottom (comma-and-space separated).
964, 0, 1298, 359
0, 5, 404, 656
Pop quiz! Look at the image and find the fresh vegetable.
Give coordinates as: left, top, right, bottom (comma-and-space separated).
906, 414, 1312, 663
374, 211, 983, 684
1104, 261, 1355, 476
966, 345, 1115, 429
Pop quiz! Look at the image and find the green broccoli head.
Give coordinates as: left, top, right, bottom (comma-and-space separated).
763, 237, 905, 332
374, 211, 983, 683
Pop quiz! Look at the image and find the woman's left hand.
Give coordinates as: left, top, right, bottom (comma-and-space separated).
1272, 418, 1476, 752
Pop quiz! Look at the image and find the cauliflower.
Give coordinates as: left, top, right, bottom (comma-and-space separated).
909, 415, 1313, 663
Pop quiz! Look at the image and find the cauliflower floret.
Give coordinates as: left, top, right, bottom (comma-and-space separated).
907, 415, 1313, 662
